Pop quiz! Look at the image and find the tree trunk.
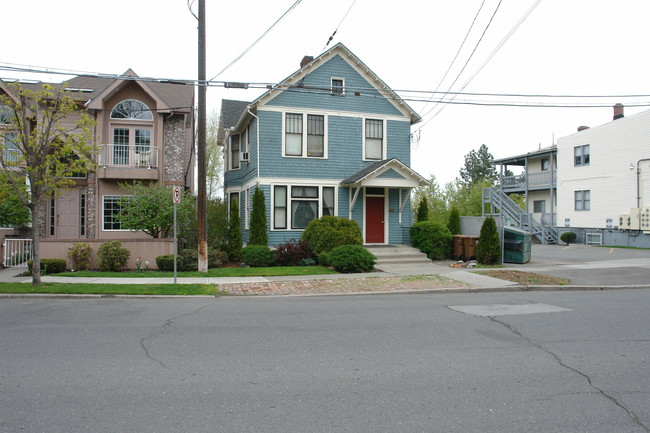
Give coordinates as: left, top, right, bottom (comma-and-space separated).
31, 199, 42, 286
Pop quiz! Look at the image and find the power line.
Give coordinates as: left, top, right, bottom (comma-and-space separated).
4, 60, 650, 107
419, 0, 487, 115
417, 0, 542, 131
322, 0, 359, 51
208, 0, 303, 81
420, 0, 503, 121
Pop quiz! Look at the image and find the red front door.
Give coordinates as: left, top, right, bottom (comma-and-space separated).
366, 196, 385, 243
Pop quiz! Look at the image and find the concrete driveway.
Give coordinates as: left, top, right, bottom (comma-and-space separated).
504, 244, 650, 286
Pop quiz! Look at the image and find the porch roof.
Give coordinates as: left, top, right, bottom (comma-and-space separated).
340, 158, 429, 188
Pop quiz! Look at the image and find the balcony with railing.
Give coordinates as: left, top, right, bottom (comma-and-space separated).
501, 170, 556, 192
98, 144, 159, 180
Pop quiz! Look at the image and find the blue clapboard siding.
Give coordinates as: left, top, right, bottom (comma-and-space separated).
266, 55, 404, 117
387, 189, 413, 244
377, 168, 405, 179
258, 112, 411, 179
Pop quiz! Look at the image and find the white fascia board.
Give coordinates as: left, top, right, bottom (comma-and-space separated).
258, 105, 411, 124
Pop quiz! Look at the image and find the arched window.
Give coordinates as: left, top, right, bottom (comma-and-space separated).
110, 99, 153, 120
0, 104, 13, 124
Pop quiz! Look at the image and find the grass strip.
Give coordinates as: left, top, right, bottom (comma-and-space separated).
54, 266, 336, 278
0, 282, 219, 296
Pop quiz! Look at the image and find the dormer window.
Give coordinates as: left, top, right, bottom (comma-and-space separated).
110, 99, 153, 120
331, 78, 344, 95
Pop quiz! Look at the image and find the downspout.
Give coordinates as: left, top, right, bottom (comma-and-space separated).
246, 107, 260, 179
637, 158, 650, 208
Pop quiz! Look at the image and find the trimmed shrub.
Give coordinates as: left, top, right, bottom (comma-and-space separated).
97, 241, 130, 272
476, 216, 501, 265
447, 206, 461, 235
560, 231, 577, 244
274, 240, 314, 266
410, 221, 453, 260
156, 254, 175, 271
67, 242, 93, 271
242, 245, 275, 267
416, 196, 429, 222
228, 197, 243, 261
329, 245, 376, 273
317, 252, 331, 267
298, 258, 316, 266
249, 186, 268, 246
28, 258, 67, 274
208, 248, 228, 268
301, 216, 363, 256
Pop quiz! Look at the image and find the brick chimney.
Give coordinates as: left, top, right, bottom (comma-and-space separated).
577, 125, 590, 132
613, 103, 624, 120
300, 56, 314, 68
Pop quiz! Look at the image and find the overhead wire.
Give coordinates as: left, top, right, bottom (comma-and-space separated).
322, 0, 359, 51
419, 0, 503, 121
416, 0, 542, 131
208, 0, 303, 81
419, 0, 487, 115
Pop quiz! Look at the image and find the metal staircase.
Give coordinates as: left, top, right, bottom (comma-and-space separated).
482, 188, 559, 244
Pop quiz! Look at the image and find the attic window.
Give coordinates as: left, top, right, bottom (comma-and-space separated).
110, 99, 153, 121
331, 78, 344, 95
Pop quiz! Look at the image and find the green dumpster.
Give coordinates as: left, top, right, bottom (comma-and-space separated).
503, 227, 531, 264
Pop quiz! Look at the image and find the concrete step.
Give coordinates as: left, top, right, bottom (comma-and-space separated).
364, 245, 431, 265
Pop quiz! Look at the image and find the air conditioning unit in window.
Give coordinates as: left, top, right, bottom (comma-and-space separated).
241, 152, 249, 162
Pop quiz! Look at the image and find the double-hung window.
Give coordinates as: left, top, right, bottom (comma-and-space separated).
230, 134, 240, 170
574, 144, 590, 166
365, 119, 384, 160
575, 190, 590, 211
284, 113, 325, 158
273, 185, 336, 230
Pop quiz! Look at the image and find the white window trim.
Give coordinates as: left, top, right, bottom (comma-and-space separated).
331, 77, 345, 95
281, 111, 328, 159
244, 188, 250, 230
362, 118, 387, 161
271, 184, 338, 231
229, 134, 241, 171
102, 195, 133, 231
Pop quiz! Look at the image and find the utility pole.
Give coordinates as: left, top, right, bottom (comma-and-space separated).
197, 0, 208, 272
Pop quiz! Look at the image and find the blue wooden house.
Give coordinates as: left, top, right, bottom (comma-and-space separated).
220, 43, 427, 246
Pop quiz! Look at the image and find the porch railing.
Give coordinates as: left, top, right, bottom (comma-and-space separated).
3, 238, 33, 267
502, 170, 556, 190
99, 144, 159, 168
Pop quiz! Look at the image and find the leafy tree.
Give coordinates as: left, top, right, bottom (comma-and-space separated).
227, 197, 242, 261
207, 109, 223, 199
412, 174, 448, 226
249, 186, 267, 245
445, 178, 494, 217
0, 172, 30, 227
416, 196, 429, 222
447, 206, 461, 235
178, 197, 228, 250
117, 182, 194, 238
0, 83, 95, 285
459, 144, 498, 187
476, 216, 501, 265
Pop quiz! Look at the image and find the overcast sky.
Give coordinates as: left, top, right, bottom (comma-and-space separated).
3, 0, 649, 185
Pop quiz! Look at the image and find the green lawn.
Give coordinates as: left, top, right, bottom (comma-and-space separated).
0, 283, 220, 296
53, 265, 336, 278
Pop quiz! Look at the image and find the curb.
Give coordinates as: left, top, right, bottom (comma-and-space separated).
1, 284, 649, 299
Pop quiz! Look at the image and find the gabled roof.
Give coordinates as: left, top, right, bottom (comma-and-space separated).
249, 43, 421, 125
341, 158, 429, 188
1, 71, 193, 113
221, 99, 250, 130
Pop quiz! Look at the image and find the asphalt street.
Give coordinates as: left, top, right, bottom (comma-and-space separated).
1, 289, 649, 433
